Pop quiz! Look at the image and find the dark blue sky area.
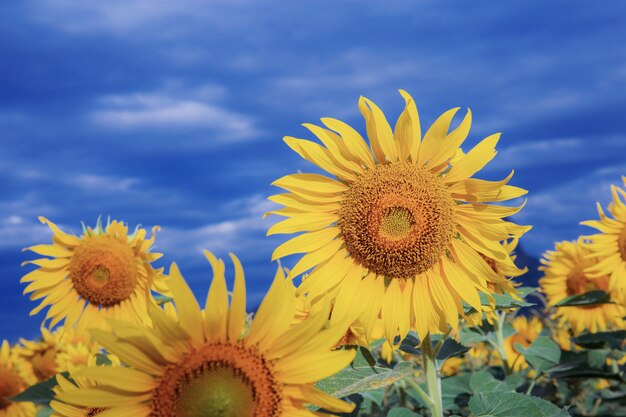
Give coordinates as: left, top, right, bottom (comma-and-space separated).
1, 1, 625, 341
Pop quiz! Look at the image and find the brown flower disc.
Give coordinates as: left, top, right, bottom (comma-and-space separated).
339, 162, 456, 278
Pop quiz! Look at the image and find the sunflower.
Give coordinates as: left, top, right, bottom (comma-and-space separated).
267, 90, 529, 345
0, 341, 37, 417
539, 240, 625, 335
19, 326, 100, 381
582, 177, 626, 300
503, 316, 542, 372
52, 252, 356, 417
22, 217, 167, 330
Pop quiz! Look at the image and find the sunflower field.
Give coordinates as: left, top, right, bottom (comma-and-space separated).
2, 91, 626, 417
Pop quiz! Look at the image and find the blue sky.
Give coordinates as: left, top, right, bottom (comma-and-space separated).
1, 1, 625, 341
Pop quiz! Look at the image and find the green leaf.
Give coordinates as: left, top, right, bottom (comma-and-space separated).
153, 294, 174, 305
517, 287, 537, 298
441, 374, 472, 411
436, 339, 470, 361
361, 389, 384, 406
587, 349, 611, 369
359, 346, 378, 368
480, 292, 534, 310
36, 406, 54, 417
469, 392, 570, 417
514, 336, 561, 374
10, 373, 67, 404
316, 361, 414, 399
554, 290, 611, 307
95, 353, 112, 366
469, 371, 510, 393
571, 330, 626, 350
387, 408, 423, 417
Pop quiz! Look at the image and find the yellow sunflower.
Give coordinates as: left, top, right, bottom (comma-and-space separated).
0, 341, 37, 417
540, 240, 624, 335
582, 177, 626, 300
22, 217, 167, 330
267, 90, 529, 345
19, 326, 100, 381
503, 316, 542, 371
52, 252, 356, 417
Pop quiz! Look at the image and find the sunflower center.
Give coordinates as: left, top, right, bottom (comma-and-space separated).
339, 162, 456, 278
0, 366, 24, 409
86, 408, 106, 416
68, 235, 138, 307
619, 226, 626, 261
566, 266, 608, 296
151, 343, 282, 417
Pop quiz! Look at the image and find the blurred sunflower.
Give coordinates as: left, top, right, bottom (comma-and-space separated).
268, 90, 529, 345
0, 341, 37, 417
582, 177, 626, 299
53, 252, 356, 417
504, 316, 542, 371
540, 240, 625, 335
22, 217, 167, 330
19, 326, 99, 381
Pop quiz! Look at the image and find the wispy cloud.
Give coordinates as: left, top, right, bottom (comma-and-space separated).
514, 164, 625, 255
90, 92, 257, 140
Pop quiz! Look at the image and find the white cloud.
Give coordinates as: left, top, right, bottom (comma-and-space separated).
90, 92, 257, 140
514, 164, 626, 256
486, 136, 625, 172
70, 174, 139, 193
0, 217, 55, 249
157, 195, 278, 259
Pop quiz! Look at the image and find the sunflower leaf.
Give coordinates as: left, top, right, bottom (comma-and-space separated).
316, 361, 414, 399
554, 290, 611, 307
387, 408, 424, 417
571, 330, 626, 349
10, 373, 68, 404
514, 336, 561, 374
469, 391, 570, 417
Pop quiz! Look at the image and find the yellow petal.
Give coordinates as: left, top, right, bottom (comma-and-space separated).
167, 263, 204, 348
227, 253, 247, 342
284, 137, 357, 181
395, 89, 421, 162
321, 117, 375, 168
203, 251, 229, 343
246, 267, 296, 351
359, 96, 398, 162
272, 227, 340, 261
266, 212, 338, 235
272, 173, 348, 195
444, 133, 500, 183
418, 108, 459, 166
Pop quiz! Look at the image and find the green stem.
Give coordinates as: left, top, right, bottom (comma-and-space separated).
404, 377, 434, 409
494, 311, 512, 375
422, 334, 444, 417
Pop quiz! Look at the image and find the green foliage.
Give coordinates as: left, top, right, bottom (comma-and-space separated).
387, 408, 423, 417
469, 392, 570, 417
36, 406, 54, 417
10, 373, 66, 404
514, 336, 561, 374
554, 290, 611, 307
316, 361, 414, 399
571, 330, 626, 350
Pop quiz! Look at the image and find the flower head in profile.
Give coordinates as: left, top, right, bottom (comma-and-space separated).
19, 326, 100, 382
268, 90, 529, 346
0, 341, 37, 417
504, 316, 542, 372
22, 217, 168, 330
52, 252, 356, 417
582, 177, 626, 301
540, 240, 625, 335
